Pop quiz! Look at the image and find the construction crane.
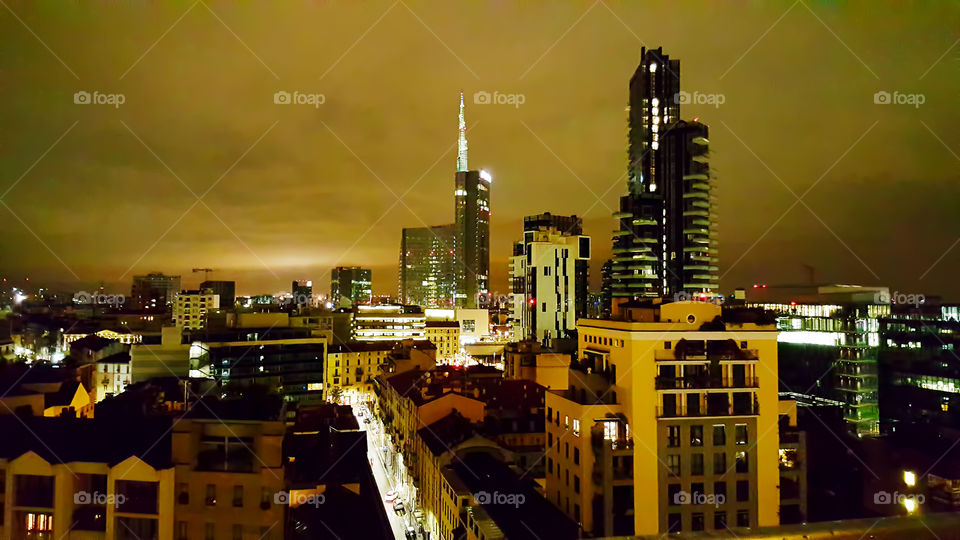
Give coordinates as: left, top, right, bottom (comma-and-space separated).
192, 268, 216, 281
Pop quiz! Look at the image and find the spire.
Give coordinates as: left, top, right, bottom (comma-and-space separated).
457, 91, 468, 172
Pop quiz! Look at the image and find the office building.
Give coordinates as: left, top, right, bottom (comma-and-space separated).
611, 47, 718, 302
524, 213, 590, 319
399, 225, 458, 308
330, 266, 372, 308
131, 273, 181, 312
353, 304, 426, 342
545, 301, 784, 536
454, 93, 491, 309
291, 280, 313, 307
508, 227, 590, 343
199, 280, 236, 310
172, 289, 219, 330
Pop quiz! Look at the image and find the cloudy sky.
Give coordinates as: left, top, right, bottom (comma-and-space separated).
1, 1, 958, 299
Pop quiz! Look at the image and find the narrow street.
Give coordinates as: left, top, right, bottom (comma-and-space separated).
354, 402, 412, 540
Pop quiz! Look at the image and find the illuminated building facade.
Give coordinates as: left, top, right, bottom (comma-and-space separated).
352, 304, 426, 342
172, 289, 219, 330
399, 225, 457, 308
291, 280, 313, 307
323, 341, 395, 402
523, 213, 590, 319
330, 266, 372, 308
545, 302, 783, 536
508, 227, 591, 343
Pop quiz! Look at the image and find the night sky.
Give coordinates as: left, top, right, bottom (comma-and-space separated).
1, 2, 958, 299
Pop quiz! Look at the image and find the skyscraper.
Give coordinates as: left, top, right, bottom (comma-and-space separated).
399, 225, 457, 307
454, 92, 491, 308
130, 272, 181, 312
330, 266, 372, 308
200, 280, 236, 310
291, 280, 313, 307
611, 47, 717, 303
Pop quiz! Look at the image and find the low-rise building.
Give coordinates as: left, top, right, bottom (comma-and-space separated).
425, 320, 460, 362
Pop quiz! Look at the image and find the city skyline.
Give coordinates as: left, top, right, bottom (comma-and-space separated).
2, 2, 959, 301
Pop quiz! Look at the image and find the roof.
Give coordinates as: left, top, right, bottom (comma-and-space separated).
328, 341, 398, 354
426, 321, 460, 328
69, 335, 117, 352
285, 430, 367, 486
0, 415, 173, 468
418, 411, 475, 456
98, 351, 131, 364
43, 381, 82, 408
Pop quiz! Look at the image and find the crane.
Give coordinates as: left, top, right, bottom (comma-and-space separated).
192, 268, 216, 281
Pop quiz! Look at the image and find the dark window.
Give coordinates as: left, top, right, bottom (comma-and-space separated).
691, 454, 704, 476
574, 448, 580, 465
668, 484, 683, 506
736, 480, 749, 502
692, 512, 705, 531
714, 481, 727, 500
713, 425, 726, 446
690, 425, 703, 446
668, 513, 682, 532
574, 475, 580, 493
233, 485, 243, 507
737, 509, 750, 527
664, 341, 672, 350
713, 452, 727, 475
714, 510, 727, 529
735, 424, 748, 445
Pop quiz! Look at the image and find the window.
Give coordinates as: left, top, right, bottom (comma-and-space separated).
574, 504, 580, 522
667, 484, 683, 506
737, 509, 750, 527
735, 451, 748, 473
544, 267, 551, 276
735, 424, 748, 445
564, 415, 569, 429
667, 425, 681, 447
692, 512, 705, 531
667, 454, 681, 476
713, 425, 726, 446
542, 302, 547, 312
740, 341, 747, 349
668, 512, 682, 532
565, 443, 569, 458
691, 453, 704, 476
178, 482, 189, 505
547, 408, 552, 422
714, 481, 727, 500
713, 452, 727, 475
205, 523, 214, 540
565, 470, 569, 486
691, 482, 704, 499
664, 341, 672, 350
548, 458, 553, 474
690, 425, 703, 446
548, 433, 553, 446
736, 480, 749, 502
714, 511, 727, 529
574, 475, 580, 493
232, 485, 243, 507
574, 448, 580, 465
572, 419, 580, 436
205, 484, 216, 506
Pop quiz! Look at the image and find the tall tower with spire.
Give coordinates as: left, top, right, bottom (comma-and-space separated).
457, 91, 469, 172
454, 93, 490, 308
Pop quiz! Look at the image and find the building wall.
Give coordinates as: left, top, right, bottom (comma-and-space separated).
173, 291, 219, 330
425, 325, 460, 362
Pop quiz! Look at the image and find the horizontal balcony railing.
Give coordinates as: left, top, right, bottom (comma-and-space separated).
655, 376, 759, 390
656, 403, 759, 418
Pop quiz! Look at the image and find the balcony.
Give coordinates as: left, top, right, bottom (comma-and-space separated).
655, 375, 759, 390
656, 401, 759, 418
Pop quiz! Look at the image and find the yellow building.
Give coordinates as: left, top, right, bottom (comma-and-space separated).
173, 289, 219, 330
425, 321, 460, 362
323, 341, 396, 403
545, 301, 783, 536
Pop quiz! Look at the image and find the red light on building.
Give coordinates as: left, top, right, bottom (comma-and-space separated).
753, 284, 758, 288
528, 298, 536, 305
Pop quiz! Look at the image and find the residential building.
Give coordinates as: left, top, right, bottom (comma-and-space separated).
399, 225, 458, 308
95, 351, 132, 402
200, 280, 236, 310
323, 341, 396, 403
172, 289, 219, 330
330, 266, 372, 308
508, 227, 590, 343
131, 273, 181, 312
353, 304, 426, 342
291, 280, 313, 307
425, 320, 460, 362
523, 213, 590, 319
545, 301, 784, 536
503, 340, 570, 390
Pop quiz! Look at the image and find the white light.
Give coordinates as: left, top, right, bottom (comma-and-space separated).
652, 98, 659, 107
904, 471, 917, 487
649, 63, 657, 72
903, 497, 917, 513
479, 169, 492, 183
